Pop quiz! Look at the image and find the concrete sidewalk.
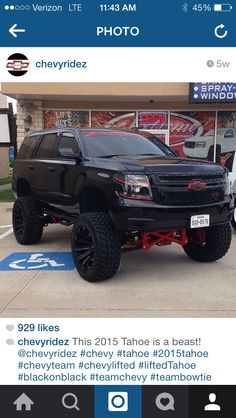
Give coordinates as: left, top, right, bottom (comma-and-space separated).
0, 202, 236, 318
0, 183, 12, 191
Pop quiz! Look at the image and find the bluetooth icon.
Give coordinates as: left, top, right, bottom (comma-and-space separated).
182, 2, 189, 12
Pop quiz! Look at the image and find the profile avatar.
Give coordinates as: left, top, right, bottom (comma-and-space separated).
204, 393, 221, 411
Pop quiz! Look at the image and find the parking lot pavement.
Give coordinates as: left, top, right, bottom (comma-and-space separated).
0, 202, 236, 318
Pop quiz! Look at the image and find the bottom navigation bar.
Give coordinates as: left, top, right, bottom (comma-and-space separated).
1, 385, 234, 417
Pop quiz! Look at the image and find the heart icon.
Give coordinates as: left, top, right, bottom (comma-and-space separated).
6, 324, 14, 331
160, 398, 170, 407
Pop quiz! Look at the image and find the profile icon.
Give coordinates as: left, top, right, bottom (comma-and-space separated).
6, 53, 29, 77
204, 393, 221, 411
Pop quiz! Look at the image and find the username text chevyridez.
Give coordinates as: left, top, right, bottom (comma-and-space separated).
35, 60, 87, 70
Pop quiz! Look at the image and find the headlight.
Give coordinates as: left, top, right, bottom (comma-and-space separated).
224, 170, 231, 196
114, 173, 153, 201
196, 141, 206, 148
232, 179, 236, 195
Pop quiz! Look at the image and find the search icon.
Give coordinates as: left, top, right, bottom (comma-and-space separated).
62, 393, 80, 411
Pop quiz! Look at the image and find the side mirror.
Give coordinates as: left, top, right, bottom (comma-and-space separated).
58, 148, 82, 160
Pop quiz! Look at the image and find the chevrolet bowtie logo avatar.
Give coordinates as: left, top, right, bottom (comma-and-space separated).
6, 53, 29, 76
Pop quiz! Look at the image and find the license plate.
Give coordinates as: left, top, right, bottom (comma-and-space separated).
190, 214, 210, 229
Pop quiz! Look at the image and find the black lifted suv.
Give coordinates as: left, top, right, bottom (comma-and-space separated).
12, 128, 234, 282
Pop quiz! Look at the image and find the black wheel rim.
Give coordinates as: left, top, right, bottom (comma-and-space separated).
14, 204, 25, 238
73, 226, 94, 270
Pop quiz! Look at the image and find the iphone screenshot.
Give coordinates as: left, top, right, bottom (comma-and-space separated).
0, 1, 235, 417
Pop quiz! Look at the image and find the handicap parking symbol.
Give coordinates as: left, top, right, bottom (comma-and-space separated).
0, 252, 75, 271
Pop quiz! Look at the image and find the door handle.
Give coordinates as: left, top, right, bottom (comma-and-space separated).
28, 165, 35, 170
49, 167, 56, 172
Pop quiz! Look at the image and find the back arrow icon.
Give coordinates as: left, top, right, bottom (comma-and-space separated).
9, 24, 26, 38
214, 24, 228, 39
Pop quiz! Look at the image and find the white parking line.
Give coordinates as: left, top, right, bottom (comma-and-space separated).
0, 225, 12, 229
0, 227, 13, 240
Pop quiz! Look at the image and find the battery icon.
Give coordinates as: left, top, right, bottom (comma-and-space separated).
214, 3, 233, 11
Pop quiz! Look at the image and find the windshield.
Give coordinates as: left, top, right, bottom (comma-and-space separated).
204, 129, 215, 136
147, 137, 175, 156
204, 128, 232, 136
80, 130, 167, 158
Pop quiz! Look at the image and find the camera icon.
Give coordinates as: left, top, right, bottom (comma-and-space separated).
108, 392, 128, 412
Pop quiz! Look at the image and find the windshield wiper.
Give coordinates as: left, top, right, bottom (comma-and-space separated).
135, 153, 162, 156
97, 154, 126, 158
97, 153, 164, 158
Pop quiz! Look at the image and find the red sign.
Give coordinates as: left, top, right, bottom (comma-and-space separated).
138, 112, 168, 129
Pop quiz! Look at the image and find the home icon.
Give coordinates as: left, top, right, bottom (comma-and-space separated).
13, 393, 34, 411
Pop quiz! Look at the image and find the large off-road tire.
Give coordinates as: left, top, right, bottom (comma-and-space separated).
71, 212, 121, 282
183, 223, 231, 262
232, 209, 236, 232
12, 197, 43, 245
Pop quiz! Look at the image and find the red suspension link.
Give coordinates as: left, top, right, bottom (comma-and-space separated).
140, 229, 188, 250
50, 215, 60, 224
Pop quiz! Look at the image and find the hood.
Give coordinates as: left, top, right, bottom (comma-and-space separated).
91, 155, 225, 175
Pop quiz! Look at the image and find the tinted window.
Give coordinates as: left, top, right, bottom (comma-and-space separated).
17, 136, 40, 159
131, 130, 175, 156
224, 129, 234, 138
143, 136, 175, 156
57, 133, 79, 155
80, 130, 166, 158
36, 133, 58, 159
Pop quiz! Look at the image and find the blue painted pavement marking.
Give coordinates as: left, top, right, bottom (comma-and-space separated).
0, 252, 75, 271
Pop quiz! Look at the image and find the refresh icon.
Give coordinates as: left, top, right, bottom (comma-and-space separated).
214, 24, 228, 39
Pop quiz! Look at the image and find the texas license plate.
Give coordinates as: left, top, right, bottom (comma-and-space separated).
190, 214, 210, 228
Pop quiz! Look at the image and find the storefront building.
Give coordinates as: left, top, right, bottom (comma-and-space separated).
1, 82, 236, 173
0, 93, 13, 178
0, 93, 7, 109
